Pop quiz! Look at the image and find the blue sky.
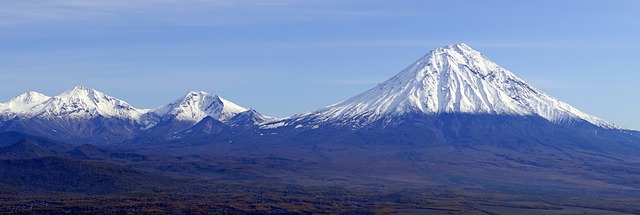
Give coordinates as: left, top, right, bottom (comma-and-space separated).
1, 0, 639, 129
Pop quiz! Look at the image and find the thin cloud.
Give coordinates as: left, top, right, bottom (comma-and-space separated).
0, 0, 292, 25
0, 0, 402, 26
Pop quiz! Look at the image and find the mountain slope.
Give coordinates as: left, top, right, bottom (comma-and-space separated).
285, 43, 613, 129
0, 139, 57, 159
0, 131, 73, 152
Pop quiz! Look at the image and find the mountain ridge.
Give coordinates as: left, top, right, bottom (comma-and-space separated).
0, 87, 272, 143
0, 88, 271, 126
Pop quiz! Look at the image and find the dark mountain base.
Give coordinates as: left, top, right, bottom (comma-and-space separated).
279, 113, 640, 152
1, 119, 640, 214
0, 116, 141, 144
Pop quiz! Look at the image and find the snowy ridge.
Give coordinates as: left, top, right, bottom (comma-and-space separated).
0, 87, 147, 121
291, 43, 615, 128
146, 91, 250, 124
30, 86, 148, 121
0, 87, 271, 130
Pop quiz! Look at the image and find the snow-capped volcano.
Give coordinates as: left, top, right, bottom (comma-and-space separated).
292, 43, 614, 128
148, 91, 249, 123
30, 86, 147, 121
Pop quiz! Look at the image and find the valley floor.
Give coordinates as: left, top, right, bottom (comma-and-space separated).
1, 181, 637, 214
2, 133, 640, 214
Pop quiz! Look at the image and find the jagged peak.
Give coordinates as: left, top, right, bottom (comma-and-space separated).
150, 91, 248, 123
58, 86, 103, 98
436, 43, 473, 53
71, 85, 90, 91
186, 90, 210, 95
424, 43, 479, 61
184, 90, 212, 98
179, 91, 222, 104
50, 86, 137, 110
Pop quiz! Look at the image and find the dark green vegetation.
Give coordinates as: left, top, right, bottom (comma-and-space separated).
1, 128, 640, 214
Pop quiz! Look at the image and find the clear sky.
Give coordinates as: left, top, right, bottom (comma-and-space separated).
1, 0, 639, 130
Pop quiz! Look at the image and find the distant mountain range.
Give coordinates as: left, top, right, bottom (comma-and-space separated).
0, 87, 272, 143
1, 43, 634, 146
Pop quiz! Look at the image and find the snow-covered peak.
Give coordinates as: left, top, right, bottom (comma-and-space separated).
439, 43, 474, 54
58, 86, 95, 97
0, 91, 51, 114
30, 86, 147, 120
293, 43, 615, 128
150, 91, 249, 123
228, 109, 277, 126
